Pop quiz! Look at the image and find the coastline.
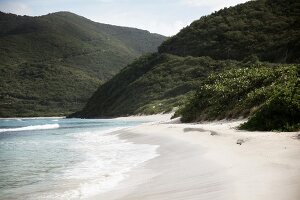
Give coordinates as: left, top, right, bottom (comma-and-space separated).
93, 115, 300, 200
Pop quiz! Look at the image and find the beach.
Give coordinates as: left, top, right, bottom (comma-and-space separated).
93, 114, 300, 200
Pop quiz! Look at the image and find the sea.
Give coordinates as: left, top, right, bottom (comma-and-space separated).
0, 117, 159, 200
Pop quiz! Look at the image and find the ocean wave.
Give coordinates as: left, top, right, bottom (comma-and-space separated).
35, 129, 159, 200
0, 124, 60, 133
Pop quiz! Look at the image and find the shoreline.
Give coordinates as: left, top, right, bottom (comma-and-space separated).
93, 115, 300, 200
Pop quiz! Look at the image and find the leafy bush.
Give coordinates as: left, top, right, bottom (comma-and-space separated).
176, 64, 300, 131
240, 73, 300, 131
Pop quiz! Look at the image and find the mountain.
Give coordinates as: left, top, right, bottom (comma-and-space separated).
159, 0, 300, 63
0, 11, 166, 117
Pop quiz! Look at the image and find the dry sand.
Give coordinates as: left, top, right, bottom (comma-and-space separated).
93, 115, 300, 200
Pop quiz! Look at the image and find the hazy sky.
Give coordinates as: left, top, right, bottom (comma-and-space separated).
0, 0, 248, 36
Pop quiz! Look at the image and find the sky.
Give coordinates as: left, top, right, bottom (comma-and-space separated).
0, 0, 248, 36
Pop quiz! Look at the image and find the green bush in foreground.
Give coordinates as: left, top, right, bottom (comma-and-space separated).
176, 64, 300, 131
240, 79, 300, 131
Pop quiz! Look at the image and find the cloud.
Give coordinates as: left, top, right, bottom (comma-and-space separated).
0, 1, 32, 15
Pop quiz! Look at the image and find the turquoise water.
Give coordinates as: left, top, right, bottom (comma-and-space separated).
0, 118, 158, 200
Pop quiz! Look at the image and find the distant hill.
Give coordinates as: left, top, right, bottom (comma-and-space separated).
71, 0, 300, 131
0, 11, 166, 117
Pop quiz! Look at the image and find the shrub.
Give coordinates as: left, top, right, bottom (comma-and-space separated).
176, 64, 300, 131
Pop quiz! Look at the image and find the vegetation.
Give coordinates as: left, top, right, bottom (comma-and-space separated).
176, 64, 300, 131
69, 54, 241, 118
1, 63, 101, 117
159, 0, 300, 63
0, 11, 166, 117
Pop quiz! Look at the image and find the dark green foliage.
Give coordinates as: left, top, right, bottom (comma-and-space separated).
69, 54, 240, 118
240, 70, 300, 131
0, 11, 166, 117
0, 63, 101, 117
177, 65, 300, 131
159, 0, 300, 63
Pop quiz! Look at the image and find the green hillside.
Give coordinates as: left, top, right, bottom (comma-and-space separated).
0, 11, 166, 117
159, 0, 300, 63
69, 54, 241, 118
71, 0, 300, 131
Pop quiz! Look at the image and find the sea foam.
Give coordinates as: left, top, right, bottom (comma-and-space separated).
29, 127, 159, 199
0, 124, 60, 133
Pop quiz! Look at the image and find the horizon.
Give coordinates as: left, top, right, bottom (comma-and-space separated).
0, 0, 248, 36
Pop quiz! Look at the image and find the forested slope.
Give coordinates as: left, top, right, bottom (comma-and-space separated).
69, 54, 241, 118
159, 0, 300, 63
0, 11, 166, 117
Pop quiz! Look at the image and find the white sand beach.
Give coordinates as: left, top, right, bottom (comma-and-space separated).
93, 114, 300, 200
